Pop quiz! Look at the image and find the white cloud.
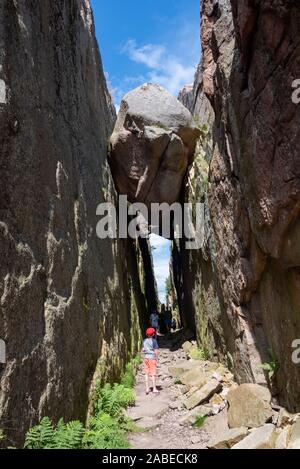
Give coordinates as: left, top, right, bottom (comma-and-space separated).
150, 234, 171, 303
150, 233, 170, 252
153, 256, 170, 303
122, 40, 165, 69
121, 39, 196, 97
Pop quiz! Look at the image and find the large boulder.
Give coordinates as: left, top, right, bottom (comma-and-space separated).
227, 384, 273, 428
109, 83, 200, 207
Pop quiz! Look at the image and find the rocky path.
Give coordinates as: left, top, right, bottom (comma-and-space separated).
127, 332, 300, 450
127, 333, 228, 449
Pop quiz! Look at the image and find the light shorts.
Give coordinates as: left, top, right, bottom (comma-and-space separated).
144, 358, 157, 376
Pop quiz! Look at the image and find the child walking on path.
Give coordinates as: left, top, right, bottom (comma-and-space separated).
142, 328, 159, 395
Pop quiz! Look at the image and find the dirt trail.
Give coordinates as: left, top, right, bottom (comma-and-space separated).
127, 334, 227, 449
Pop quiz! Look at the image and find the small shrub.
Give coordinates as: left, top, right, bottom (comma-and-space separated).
259, 351, 279, 380
94, 383, 135, 419
193, 415, 207, 428
120, 355, 141, 388
189, 347, 209, 361
174, 378, 182, 385
121, 362, 135, 388
24, 354, 140, 450
131, 354, 142, 367
120, 416, 146, 434
24, 417, 84, 449
83, 415, 129, 449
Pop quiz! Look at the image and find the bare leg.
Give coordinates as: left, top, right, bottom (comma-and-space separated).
152, 375, 158, 392
145, 374, 150, 394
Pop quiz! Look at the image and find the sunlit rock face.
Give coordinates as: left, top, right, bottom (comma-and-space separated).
109, 83, 201, 207
176, 0, 300, 412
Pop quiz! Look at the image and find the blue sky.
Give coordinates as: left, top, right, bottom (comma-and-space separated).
91, 0, 200, 301
91, 0, 200, 108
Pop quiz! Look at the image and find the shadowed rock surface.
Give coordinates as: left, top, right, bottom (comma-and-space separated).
109, 83, 200, 207
176, 0, 300, 411
0, 0, 148, 445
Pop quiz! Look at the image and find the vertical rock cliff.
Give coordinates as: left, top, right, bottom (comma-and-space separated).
179, 0, 300, 411
0, 0, 145, 444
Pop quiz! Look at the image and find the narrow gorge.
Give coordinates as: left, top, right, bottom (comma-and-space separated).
0, 0, 300, 450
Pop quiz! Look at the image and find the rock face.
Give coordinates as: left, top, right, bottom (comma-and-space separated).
109, 83, 200, 207
178, 0, 300, 411
0, 0, 146, 444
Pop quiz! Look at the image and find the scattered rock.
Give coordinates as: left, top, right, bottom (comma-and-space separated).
227, 384, 273, 428
190, 435, 202, 445
169, 400, 182, 410
179, 405, 214, 426
277, 408, 294, 428
275, 426, 291, 449
209, 393, 225, 406
180, 385, 190, 395
287, 418, 300, 449
169, 361, 199, 377
182, 341, 194, 354
220, 387, 231, 399
185, 379, 222, 410
180, 368, 208, 388
207, 427, 248, 449
212, 402, 227, 415
232, 424, 277, 449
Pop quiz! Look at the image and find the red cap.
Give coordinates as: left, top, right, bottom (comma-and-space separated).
146, 328, 156, 337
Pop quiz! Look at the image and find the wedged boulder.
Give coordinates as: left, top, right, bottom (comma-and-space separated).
185, 378, 222, 410
207, 427, 248, 449
109, 83, 200, 206
227, 384, 273, 428
232, 424, 277, 449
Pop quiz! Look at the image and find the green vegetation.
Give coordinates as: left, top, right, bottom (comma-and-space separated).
94, 383, 135, 419
0, 429, 5, 442
189, 346, 209, 361
192, 415, 207, 428
83, 413, 130, 449
124, 354, 142, 383
153, 122, 169, 131
174, 378, 182, 385
259, 350, 279, 380
24, 417, 84, 449
24, 356, 142, 449
193, 116, 209, 136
